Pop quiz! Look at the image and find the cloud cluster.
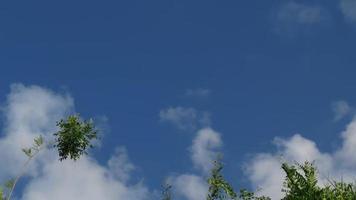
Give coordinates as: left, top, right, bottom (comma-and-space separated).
0, 84, 150, 200
159, 107, 211, 131
169, 128, 222, 200
245, 116, 356, 199
159, 97, 220, 199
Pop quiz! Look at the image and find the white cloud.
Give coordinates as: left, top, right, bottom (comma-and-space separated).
168, 174, 207, 200
273, 1, 328, 35
245, 154, 284, 199
191, 128, 222, 174
340, 0, 356, 23
332, 100, 352, 121
159, 107, 211, 131
21, 157, 149, 200
0, 84, 151, 200
335, 118, 356, 167
245, 116, 356, 199
185, 89, 211, 98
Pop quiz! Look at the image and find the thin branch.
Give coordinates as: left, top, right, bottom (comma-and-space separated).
6, 145, 44, 200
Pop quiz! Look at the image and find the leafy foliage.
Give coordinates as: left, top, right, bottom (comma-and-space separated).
206, 159, 270, 200
282, 162, 356, 200
54, 115, 98, 161
282, 161, 321, 199
239, 189, 271, 200
4, 135, 45, 200
21, 135, 43, 158
163, 159, 356, 200
207, 159, 237, 200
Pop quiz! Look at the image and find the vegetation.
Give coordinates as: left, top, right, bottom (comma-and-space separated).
161, 159, 356, 200
281, 162, 356, 200
206, 159, 270, 200
207, 159, 237, 200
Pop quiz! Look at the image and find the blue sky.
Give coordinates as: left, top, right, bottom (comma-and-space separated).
2, 0, 356, 199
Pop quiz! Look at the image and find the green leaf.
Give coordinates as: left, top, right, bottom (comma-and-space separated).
34, 135, 44, 147
21, 148, 32, 157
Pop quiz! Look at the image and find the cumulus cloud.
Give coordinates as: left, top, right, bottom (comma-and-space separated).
245, 116, 356, 199
273, 1, 329, 35
169, 128, 222, 200
0, 84, 150, 200
21, 157, 149, 200
168, 174, 207, 200
159, 107, 211, 131
332, 100, 352, 121
191, 128, 222, 174
340, 0, 356, 23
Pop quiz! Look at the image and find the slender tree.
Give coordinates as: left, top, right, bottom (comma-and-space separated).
207, 159, 237, 200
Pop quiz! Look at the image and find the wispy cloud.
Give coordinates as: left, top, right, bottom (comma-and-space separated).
159, 107, 211, 131
340, 0, 356, 23
272, 1, 329, 36
108, 146, 136, 183
332, 100, 352, 121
